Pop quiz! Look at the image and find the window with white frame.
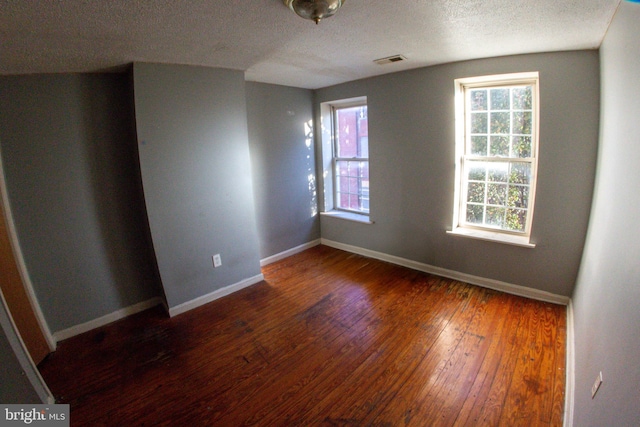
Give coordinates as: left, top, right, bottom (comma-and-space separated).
332, 100, 369, 215
318, 96, 371, 223
451, 72, 539, 246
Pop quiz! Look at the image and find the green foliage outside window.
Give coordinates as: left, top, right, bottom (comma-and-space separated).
464, 85, 534, 232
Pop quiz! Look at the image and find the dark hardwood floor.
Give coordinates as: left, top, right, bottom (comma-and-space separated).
38, 245, 566, 426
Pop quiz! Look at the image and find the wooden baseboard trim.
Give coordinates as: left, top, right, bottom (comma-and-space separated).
260, 239, 321, 267
320, 238, 570, 305
168, 274, 265, 318
53, 297, 163, 343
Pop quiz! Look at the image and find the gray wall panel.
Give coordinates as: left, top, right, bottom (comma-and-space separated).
572, 3, 640, 425
246, 82, 320, 259
0, 73, 160, 332
133, 64, 262, 309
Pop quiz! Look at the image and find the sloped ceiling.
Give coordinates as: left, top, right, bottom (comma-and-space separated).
0, 0, 621, 89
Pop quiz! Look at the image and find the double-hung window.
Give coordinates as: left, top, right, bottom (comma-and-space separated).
451, 72, 539, 247
332, 102, 369, 214
319, 96, 371, 223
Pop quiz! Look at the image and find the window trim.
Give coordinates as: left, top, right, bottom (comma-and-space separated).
450, 72, 539, 247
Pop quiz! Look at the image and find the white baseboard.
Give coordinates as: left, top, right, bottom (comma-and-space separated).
168, 274, 264, 318
260, 239, 321, 267
564, 300, 575, 427
320, 238, 570, 305
53, 297, 163, 342
53, 273, 267, 339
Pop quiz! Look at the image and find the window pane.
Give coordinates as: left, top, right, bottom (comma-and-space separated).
338, 175, 349, 192
470, 136, 488, 155
486, 206, 505, 227
467, 182, 485, 203
506, 208, 526, 232
489, 136, 509, 157
470, 90, 487, 111
360, 162, 369, 179
512, 111, 532, 135
490, 112, 510, 134
509, 162, 531, 185
488, 162, 509, 182
508, 185, 529, 208
335, 106, 368, 158
348, 177, 358, 193
468, 163, 486, 181
487, 183, 507, 205
471, 112, 488, 134
466, 204, 484, 224
490, 88, 510, 110
512, 86, 532, 110
359, 137, 369, 157
348, 194, 360, 210
512, 136, 532, 158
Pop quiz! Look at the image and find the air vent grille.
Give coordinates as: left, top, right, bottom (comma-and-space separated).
374, 55, 407, 65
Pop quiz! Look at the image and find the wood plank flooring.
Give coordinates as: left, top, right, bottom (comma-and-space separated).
38, 245, 566, 426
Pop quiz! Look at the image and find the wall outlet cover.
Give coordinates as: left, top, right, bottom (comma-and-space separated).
213, 254, 222, 268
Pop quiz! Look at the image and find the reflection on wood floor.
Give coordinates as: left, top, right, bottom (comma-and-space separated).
39, 245, 565, 426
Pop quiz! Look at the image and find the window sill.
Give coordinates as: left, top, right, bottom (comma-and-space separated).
320, 211, 373, 225
447, 227, 535, 248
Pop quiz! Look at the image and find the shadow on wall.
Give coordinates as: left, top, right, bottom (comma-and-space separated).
77, 74, 163, 310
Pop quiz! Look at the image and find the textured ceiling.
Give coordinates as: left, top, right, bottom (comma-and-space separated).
0, 0, 621, 89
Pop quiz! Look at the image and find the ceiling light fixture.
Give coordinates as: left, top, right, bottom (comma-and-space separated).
283, 0, 346, 24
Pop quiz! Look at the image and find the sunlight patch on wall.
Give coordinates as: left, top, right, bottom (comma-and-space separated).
305, 120, 318, 217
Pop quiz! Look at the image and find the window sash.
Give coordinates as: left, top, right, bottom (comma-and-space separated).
334, 158, 370, 214
459, 157, 534, 234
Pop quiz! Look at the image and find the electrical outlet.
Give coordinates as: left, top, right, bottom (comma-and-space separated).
591, 371, 603, 398
212, 254, 222, 268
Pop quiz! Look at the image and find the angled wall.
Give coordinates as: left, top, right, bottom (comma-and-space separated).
133, 63, 262, 310
571, 3, 640, 426
0, 73, 160, 333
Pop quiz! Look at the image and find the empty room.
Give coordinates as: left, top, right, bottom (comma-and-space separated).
1, 1, 639, 426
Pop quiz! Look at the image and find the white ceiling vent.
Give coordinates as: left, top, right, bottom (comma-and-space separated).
374, 55, 407, 65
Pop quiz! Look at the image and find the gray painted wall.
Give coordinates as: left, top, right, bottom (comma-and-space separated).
133, 63, 262, 309
246, 82, 320, 259
0, 73, 160, 332
315, 51, 600, 297
572, 3, 640, 426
